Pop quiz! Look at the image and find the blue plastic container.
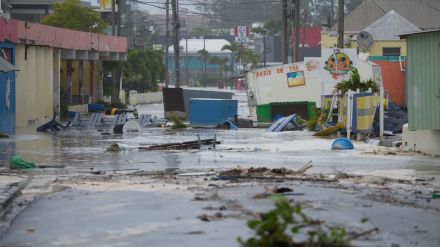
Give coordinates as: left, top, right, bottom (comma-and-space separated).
331, 138, 354, 150
88, 104, 106, 113
189, 99, 238, 127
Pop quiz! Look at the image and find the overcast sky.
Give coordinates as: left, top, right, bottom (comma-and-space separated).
86, 0, 196, 14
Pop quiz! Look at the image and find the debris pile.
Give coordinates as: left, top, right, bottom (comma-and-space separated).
218, 161, 313, 179
139, 138, 220, 151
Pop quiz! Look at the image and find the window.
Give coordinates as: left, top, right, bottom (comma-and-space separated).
383, 47, 401, 56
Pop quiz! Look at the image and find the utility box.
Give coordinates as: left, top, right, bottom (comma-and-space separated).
189, 99, 238, 127
129, 90, 137, 105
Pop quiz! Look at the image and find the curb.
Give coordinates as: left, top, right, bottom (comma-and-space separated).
0, 177, 31, 219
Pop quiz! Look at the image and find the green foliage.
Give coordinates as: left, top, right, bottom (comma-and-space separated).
253, 18, 282, 36
222, 43, 260, 69
123, 49, 165, 92
238, 196, 350, 247
335, 69, 379, 94
41, 0, 106, 33
190, 27, 214, 37
169, 114, 187, 129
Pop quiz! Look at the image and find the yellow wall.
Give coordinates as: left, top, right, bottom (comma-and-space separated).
60, 60, 102, 104
320, 32, 408, 56
15, 45, 54, 127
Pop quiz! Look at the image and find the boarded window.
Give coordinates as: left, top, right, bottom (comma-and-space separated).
383, 47, 401, 56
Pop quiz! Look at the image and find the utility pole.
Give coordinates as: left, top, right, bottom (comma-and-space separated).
263, 31, 267, 67
203, 36, 206, 87
292, 0, 300, 62
172, 0, 180, 87
337, 0, 344, 48
330, 0, 334, 27
281, 0, 288, 64
165, 0, 170, 87
185, 35, 188, 86
111, 0, 116, 35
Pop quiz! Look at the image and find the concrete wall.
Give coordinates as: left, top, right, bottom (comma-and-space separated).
15, 44, 54, 127
136, 92, 163, 104
402, 124, 440, 156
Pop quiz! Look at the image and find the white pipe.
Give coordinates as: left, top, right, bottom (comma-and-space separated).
380, 85, 384, 140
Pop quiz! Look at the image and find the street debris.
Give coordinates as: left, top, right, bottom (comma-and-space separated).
139, 138, 220, 151
197, 212, 223, 222
107, 143, 122, 152
331, 138, 354, 150
218, 161, 313, 180
36, 113, 70, 132
267, 114, 305, 132
9, 155, 36, 169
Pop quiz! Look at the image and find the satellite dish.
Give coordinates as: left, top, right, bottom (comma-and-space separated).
356, 31, 374, 51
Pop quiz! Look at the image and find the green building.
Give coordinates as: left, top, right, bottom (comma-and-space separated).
400, 30, 440, 155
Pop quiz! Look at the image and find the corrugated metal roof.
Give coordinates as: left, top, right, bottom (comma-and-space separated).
0, 56, 15, 72
399, 29, 440, 39
168, 39, 231, 54
337, 0, 440, 31
363, 10, 421, 40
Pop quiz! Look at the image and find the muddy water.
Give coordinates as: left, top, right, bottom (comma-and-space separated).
4, 103, 439, 181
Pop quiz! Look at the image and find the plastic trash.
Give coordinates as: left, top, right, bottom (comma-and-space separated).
331, 138, 354, 150
9, 155, 36, 169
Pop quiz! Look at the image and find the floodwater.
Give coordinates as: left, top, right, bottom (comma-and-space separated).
1, 99, 440, 247
5, 102, 440, 179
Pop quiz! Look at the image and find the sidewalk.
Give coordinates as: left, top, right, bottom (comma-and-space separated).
0, 175, 30, 218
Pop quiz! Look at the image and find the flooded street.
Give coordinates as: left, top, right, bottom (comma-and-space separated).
0, 103, 439, 247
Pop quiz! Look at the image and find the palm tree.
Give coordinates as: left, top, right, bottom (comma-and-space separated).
197, 49, 209, 86
209, 56, 229, 87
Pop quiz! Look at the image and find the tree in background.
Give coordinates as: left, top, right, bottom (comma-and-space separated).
123, 49, 165, 92
222, 43, 260, 74
209, 56, 229, 87
198, 0, 363, 28
41, 0, 106, 33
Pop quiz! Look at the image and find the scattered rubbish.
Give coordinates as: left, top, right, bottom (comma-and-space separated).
122, 120, 142, 134
186, 231, 206, 235
273, 187, 293, 193
107, 143, 122, 152
197, 212, 223, 222
0, 132, 9, 138
113, 124, 124, 134
139, 137, 220, 151
267, 114, 305, 132
37, 165, 65, 169
313, 122, 344, 136
176, 171, 217, 177
218, 161, 313, 180
26, 228, 35, 233
138, 114, 167, 128
433, 189, 440, 199
37, 113, 71, 132
169, 114, 187, 129
9, 155, 36, 169
216, 120, 238, 129
91, 170, 105, 175
331, 138, 354, 150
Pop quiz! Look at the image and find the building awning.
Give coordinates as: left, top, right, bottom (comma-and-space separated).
0, 56, 16, 72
